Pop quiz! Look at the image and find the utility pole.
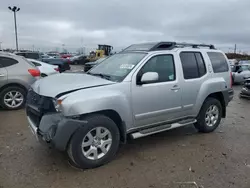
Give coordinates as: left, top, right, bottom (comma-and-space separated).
234, 44, 237, 54
8, 6, 20, 51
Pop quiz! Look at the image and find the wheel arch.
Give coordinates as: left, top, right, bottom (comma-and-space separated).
0, 83, 28, 93
204, 92, 226, 118
80, 109, 127, 143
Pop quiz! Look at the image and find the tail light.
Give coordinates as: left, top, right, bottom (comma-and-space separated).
230, 72, 233, 88
54, 67, 59, 72
28, 69, 40, 77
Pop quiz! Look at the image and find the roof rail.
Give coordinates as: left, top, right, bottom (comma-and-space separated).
175, 42, 216, 49
122, 41, 216, 52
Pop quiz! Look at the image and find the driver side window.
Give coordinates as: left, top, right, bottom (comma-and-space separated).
137, 54, 175, 83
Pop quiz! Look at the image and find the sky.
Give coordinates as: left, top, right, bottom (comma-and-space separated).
0, 0, 250, 53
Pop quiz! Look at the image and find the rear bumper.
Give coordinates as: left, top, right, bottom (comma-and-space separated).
228, 88, 234, 103
222, 88, 234, 107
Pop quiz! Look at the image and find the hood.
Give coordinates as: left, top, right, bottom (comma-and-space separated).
32, 73, 115, 97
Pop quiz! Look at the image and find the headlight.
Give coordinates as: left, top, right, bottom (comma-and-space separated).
52, 99, 63, 112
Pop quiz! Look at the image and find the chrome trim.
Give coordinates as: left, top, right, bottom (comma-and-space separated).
27, 116, 39, 140
135, 106, 182, 120
130, 119, 196, 139
128, 115, 194, 133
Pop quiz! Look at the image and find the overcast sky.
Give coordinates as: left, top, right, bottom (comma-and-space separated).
0, 0, 249, 52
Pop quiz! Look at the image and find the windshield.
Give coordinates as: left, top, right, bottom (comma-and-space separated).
88, 52, 146, 82
241, 65, 250, 71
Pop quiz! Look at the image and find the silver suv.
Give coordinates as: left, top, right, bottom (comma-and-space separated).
0, 52, 40, 110
26, 42, 234, 169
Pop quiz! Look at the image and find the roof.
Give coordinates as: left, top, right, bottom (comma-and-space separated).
122, 42, 216, 52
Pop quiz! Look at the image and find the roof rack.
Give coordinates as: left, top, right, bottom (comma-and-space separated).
122, 42, 216, 52
174, 42, 215, 50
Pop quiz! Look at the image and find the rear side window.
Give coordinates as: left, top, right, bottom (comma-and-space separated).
0, 57, 18, 68
30, 61, 41, 66
207, 52, 229, 73
180, 52, 207, 79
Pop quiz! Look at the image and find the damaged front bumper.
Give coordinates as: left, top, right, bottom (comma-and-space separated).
27, 112, 87, 151
240, 87, 250, 98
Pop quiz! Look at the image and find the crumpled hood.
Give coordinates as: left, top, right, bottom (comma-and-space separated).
32, 73, 115, 97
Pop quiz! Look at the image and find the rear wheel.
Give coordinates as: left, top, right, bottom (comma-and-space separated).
194, 97, 222, 133
67, 115, 120, 169
0, 86, 26, 110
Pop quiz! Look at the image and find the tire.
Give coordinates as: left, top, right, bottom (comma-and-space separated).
0, 86, 26, 110
194, 97, 222, 133
67, 114, 120, 169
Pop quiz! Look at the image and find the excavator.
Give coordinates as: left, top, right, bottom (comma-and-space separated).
86, 44, 113, 63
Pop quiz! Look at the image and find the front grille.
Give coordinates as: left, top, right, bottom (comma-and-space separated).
26, 89, 56, 127
27, 89, 42, 107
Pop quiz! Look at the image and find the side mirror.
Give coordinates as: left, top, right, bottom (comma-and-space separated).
139, 72, 159, 85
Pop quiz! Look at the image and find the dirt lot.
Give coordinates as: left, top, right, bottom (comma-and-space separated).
0, 85, 250, 188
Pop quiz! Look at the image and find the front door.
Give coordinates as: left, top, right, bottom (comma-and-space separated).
131, 54, 182, 128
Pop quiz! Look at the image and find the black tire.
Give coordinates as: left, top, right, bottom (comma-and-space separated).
67, 114, 120, 169
194, 97, 222, 133
0, 86, 26, 110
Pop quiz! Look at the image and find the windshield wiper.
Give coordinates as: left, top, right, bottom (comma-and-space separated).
87, 72, 111, 80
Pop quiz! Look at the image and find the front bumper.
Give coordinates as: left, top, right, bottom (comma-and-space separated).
240, 87, 250, 98
27, 112, 87, 151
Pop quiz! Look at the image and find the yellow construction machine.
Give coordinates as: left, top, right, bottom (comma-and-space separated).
87, 44, 113, 62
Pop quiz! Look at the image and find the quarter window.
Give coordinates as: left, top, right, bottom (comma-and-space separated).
0, 57, 18, 68
138, 54, 175, 83
207, 52, 229, 73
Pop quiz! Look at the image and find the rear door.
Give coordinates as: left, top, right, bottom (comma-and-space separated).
0, 56, 19, 83
178, 51, 208, 116
0, 59, 8, 88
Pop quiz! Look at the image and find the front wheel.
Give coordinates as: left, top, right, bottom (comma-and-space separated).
67, 115, 120, 169
194, 97, 222, 133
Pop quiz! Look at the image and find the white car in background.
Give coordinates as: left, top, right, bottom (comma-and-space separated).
27, 58, 59, 77
231, 64, 250, 84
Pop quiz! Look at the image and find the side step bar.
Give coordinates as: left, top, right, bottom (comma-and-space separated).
130, 119, 196, 139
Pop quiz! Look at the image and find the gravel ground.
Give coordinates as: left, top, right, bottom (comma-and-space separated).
0, 84, 250, 188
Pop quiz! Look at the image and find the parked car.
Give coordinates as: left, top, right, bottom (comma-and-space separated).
84, 57, 107, 72
41, 58, 70, 73
239, 60, 250, 65
239, 77, 250, 99
0, 52, 40, 110
26, 42, 233, 169
47, 52, 61, 59
15, 52, 42, 61
60, 54, 72, 59
71, 55, 87, 65
27, 59, 59, 77
231, 64, 250, 84
41, 54, 53, 59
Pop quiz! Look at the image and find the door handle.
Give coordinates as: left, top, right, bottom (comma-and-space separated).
171, 85, 180, 91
